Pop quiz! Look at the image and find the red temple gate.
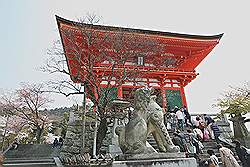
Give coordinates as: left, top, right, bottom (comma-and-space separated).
56, 15, 223, 111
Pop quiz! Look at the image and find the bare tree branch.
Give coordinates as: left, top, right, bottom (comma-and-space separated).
43, 14, 165, 153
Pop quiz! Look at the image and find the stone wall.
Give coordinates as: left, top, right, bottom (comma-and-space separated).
60, 113, 83, 157
61, 110, 116, 158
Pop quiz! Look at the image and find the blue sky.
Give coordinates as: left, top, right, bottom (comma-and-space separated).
0, 0, 249, 119
0, 1, 52, 87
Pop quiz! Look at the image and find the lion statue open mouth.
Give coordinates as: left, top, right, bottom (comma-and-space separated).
115, 87, 180, 154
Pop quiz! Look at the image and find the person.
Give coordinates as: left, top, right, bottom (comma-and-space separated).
172, 132, 185, 152
58, 137, 63, 148
207, 122, 215, 140
197, 116, 207, 141
173, 106, 179, 113
182, 106, 192, 127
169, 112, 177, 131
193, 127, 204, 141
203, 128, 210, 141
183, 129, 197, 158
218, 144, 240, 167
207, 149, 219, 167
175, 107, 185, 131
192, 116, 201, 128
186, 129, 201, 154
204, 114, 213, 126
52, 138, 59, 148
210, 120, 221, 143
232, 140, 249, 167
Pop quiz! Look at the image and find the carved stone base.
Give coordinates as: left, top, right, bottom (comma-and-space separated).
112, 157, 197, 167
116, 152, 186, 161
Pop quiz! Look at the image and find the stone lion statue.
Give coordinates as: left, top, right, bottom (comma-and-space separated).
115, 87, 179, 154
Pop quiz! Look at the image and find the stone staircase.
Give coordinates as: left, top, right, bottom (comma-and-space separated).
3, 144, 60, 167
4, 158, 56, 167
147, 131, 242, 167
197, 140, 241, 167
146, 129, 174, 152
147, 134, 159, 152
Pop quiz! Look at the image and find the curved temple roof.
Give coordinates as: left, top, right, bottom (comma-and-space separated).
56, 15, 223, 40
56, 15, 223, 86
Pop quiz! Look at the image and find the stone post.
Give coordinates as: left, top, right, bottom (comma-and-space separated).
81, 90, 87, 154
92, 110, 98, 157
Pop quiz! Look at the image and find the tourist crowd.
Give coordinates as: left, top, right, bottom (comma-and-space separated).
167, 106, 250, 167
202, 143, 250, 167
169, 106, 221, 141
167, 106, 221, 156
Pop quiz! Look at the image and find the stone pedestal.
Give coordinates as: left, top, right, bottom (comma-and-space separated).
112, 153, 196, 167
116, 152, 185, 160
112, 158, 196, 167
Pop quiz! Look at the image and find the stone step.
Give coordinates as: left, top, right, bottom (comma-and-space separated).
3, 163, 56, 167
199, 160, 241, 167
4, 144, 60, 159
3, 158, 57, 167
3, 144, 60, 167
4, 158, 55, 163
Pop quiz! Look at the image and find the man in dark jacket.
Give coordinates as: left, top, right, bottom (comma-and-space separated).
172, 132, 185, 152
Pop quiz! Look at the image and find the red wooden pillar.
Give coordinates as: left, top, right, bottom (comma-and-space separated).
161, 87, 167, 112
118, 86, 123, 98
180, 87, 188, 108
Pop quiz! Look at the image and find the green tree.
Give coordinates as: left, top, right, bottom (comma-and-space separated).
216, 82, 250, 117
215, 82, 250, 139
51, 112, 69, 138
